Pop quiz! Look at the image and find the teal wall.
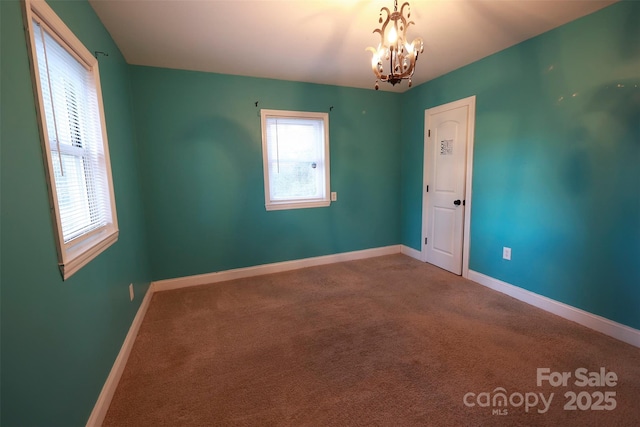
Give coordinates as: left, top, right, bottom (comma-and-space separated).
1, 1, 152, 426
401, 1, 640, 329
129, 67, 401, 280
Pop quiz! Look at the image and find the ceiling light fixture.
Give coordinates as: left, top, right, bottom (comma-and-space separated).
367, 0, 423, 90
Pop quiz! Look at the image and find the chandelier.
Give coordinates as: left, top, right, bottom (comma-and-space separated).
367, 0, 424, 90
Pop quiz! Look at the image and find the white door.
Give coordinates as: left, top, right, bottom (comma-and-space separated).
423, 97, 474, 275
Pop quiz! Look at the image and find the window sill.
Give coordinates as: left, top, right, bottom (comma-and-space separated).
60, 227, 118, 280
266, 200, 331, 211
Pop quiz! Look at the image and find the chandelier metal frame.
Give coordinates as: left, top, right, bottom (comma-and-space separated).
367, 0, 424, 90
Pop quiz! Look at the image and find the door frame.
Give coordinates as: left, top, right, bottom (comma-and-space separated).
421, 95, 476, 278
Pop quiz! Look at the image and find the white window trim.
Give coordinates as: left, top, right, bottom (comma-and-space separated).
260, 109, 331, 211
23, 0, 118, 280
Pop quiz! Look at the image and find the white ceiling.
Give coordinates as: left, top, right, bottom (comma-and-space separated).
89, 0, 616, 92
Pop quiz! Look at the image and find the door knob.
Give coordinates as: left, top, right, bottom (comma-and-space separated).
454, 199, 461, 206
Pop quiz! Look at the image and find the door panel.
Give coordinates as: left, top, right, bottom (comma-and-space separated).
434, 121, 458, 193
432, 207, 456, 256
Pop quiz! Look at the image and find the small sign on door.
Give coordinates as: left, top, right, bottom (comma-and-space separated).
440, 139, 453, 155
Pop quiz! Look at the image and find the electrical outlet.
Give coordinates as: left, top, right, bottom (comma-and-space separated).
331, 192, 337, 202
503, 247, 512, 261
129, 283, 134, 301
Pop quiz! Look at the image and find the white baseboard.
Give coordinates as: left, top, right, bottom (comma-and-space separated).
86, 283, 155, 426
468, 270, 640, 348
401, 245, 422, 261
153, 245, 403, 292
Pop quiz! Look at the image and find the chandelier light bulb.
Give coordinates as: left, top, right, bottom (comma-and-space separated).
387, 25, 398, 44
405, 42, 414, 54
371, 54, 380, 67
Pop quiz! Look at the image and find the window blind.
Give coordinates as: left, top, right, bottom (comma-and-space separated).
33, 18, 110, 244
265, 117, 326, 201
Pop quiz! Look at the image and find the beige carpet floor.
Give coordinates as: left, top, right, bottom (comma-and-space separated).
104, 254, 640, 426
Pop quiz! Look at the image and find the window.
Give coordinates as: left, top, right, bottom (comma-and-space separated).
260, 110, 330, 211
25, 0, 118, 279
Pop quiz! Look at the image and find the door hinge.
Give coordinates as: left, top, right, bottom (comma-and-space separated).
428, 129, 431, 137
463, 200, 466, 206
426, 185, 429, 193
424, 237, 428, 245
